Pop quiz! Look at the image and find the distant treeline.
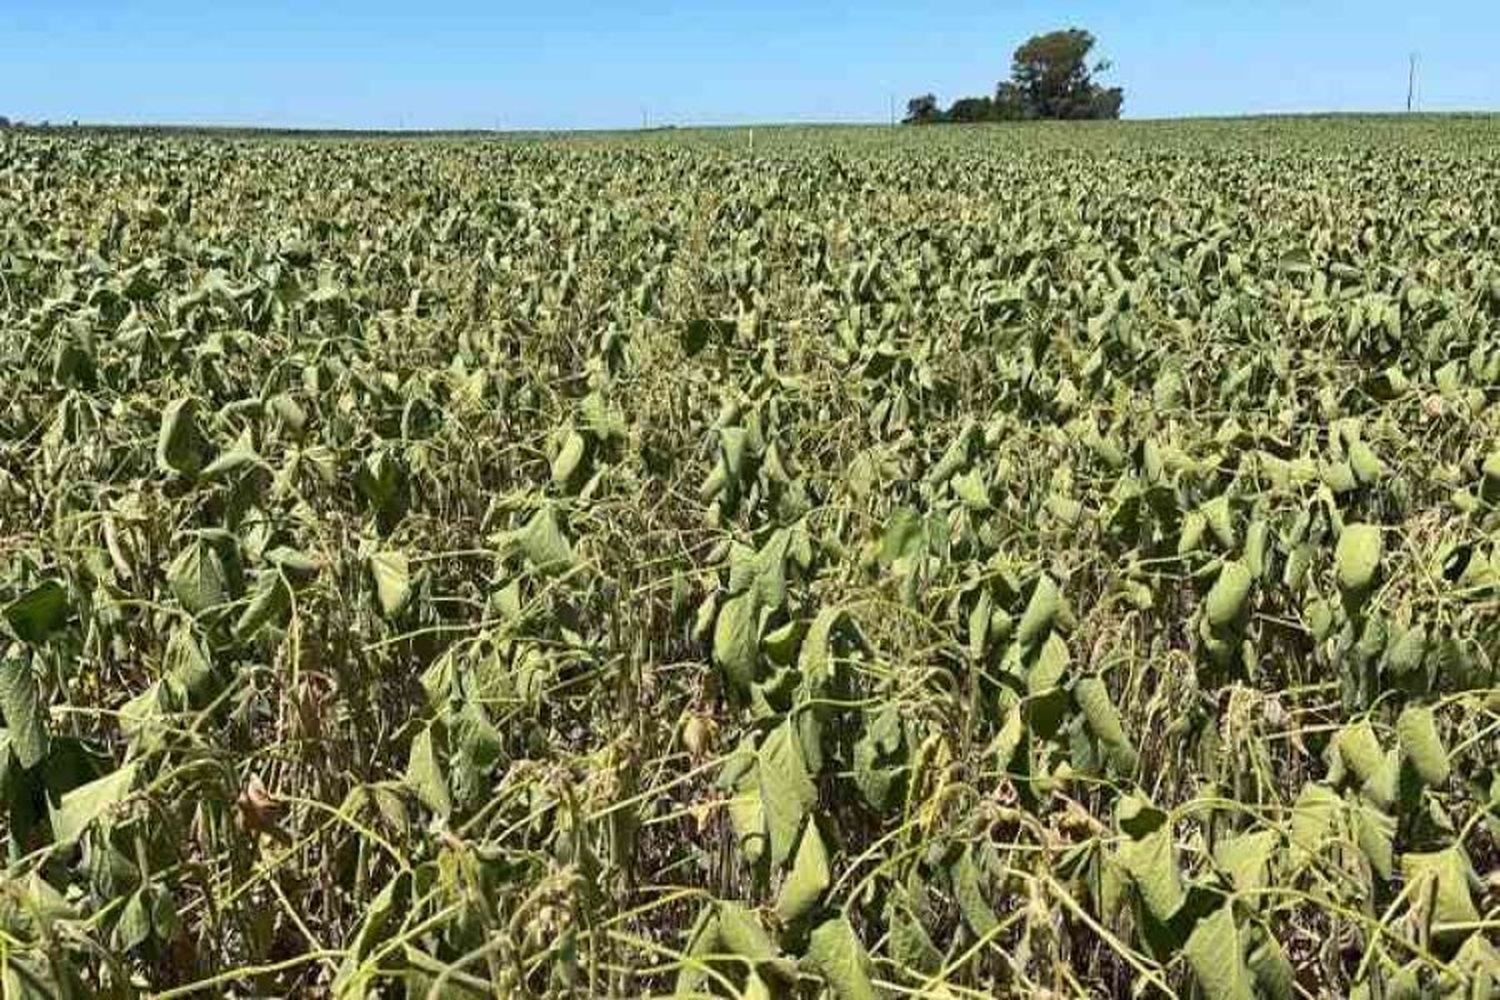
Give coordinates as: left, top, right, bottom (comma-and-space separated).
906, 28, 1123, 124
0, 120, 536, 141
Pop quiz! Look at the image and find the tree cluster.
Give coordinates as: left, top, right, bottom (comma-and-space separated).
907, 28, 1123, 124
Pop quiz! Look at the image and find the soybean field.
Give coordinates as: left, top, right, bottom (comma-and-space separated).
1, 118, 1499, 998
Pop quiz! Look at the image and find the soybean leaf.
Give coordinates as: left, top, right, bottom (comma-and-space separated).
4, 580, 69, 644
49, 763, 138, 846
1184, 904, 1254, 1000
775, 821, 830, 924
804, 916, 876, 1000
368, 550, 412, 618
0, 658, 48, 769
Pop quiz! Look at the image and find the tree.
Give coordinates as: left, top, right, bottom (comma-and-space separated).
901, 26, 1123, 125
1005, 28, 1122, 120
904, 94, 942, 125
993, 83, 1029, 121
947, 96, 994, 123
1088, 86, 1124, 120
0, 116, 10, 129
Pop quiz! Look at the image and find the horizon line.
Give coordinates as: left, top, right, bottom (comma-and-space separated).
5, 108, 1500, 137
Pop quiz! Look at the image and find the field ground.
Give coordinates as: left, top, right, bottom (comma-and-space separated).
1, 117, 1498, 998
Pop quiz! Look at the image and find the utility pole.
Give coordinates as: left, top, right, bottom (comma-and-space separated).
1407, 52, 1418, 112
889, 93, 895, 127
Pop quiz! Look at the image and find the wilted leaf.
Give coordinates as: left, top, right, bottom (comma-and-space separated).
168, 541, 229, 615
1117, 824, 1185, 923
1184, 903, 1254, 1000
1074, 675, 1137, 771
672, 906, 722, 997
1336, 524, 1382, 599
805, 916, 876, 1000
368, 550, 412, 617
774, 821, 830, 924
1401, 848, 1479, 942
716, 902, 793, 983
551, 429, 587, 487
156, 397, 206, 476
713, 592, 761, 694
1396, 704, 1449, 786
951, 847, 999, 937
759, 720, 816, 867
50, 763, 138, 845
404, 724, 450, 819
518, 506, 575, 574
1213, 830, 1277, 893
0, 658, 49, 768
1204, 560, 1253, 629
1017, 573, 1060, 647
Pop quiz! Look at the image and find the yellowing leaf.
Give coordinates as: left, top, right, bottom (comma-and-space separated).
1028, 632, 1070, 694
713, 592, 761, 694
759, 720, 816, 867
1201, 494, 1236, 550
1401, 848, 1480, 944
1396, 704, 1449, 786
518, 506, 575, 574
368, 550, 411, 617
1117, 824, 1184, 922
715, 899, 774, 960
1016, 573, 1060, 647
1213, 830, 1278, 892
879, 507, 925, 565
1074, 675, 1137, 771
774, 821, 830, 924
551, 429, 587, 487
1386, 623, 1427, 676
805, 916, 876, 1000
1205, 559, 1254, 629
1184, 904, 1254, 1000
1290, 783, 1343, 861
672, 906, 722, 997
1349, 440, 1384, 485
1336, 523, 1382, 598
716, 902, 795, 983
1333, 720, 1385, 789
1354, 800, 1395, 879
404, 724, 450, 819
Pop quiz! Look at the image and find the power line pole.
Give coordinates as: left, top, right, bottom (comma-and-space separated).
1407, 52, 1418, 112
889, 93, 895, 127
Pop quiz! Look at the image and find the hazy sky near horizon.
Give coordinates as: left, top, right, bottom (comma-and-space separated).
3, 1, 1497, 129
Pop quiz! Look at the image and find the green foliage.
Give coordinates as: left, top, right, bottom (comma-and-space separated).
1, 117, 1498, 998
908, 25, 1124, 123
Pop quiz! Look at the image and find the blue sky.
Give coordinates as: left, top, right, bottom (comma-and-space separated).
3, 1, 1497, 129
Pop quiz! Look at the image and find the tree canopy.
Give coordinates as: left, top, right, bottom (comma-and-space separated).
904, 94, 941, 125
905, 28, 1123, 124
